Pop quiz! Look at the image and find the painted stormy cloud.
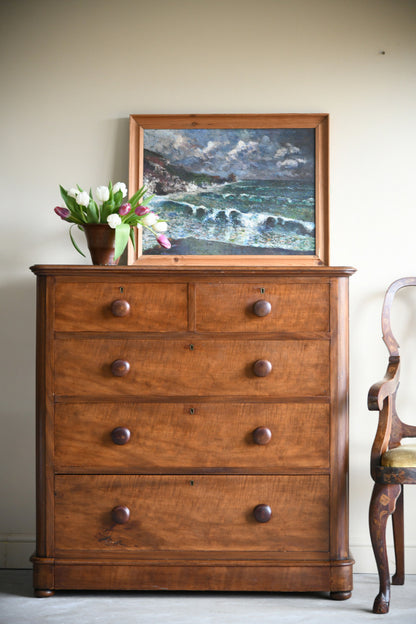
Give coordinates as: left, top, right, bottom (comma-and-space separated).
143, 128, 315, 181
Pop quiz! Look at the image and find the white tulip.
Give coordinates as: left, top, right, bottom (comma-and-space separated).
76, 191, 90, 207
96, 185, 110, 202
142, 212, 158, 226
153, 221, 168, 232
113, 182, 127, 197
68, 187, 79, 198
107, 214, 122, 228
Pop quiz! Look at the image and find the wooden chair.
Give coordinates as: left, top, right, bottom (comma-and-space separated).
368, 277, 416, 613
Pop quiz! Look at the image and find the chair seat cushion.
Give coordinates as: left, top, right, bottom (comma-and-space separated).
381, 443, 416, 468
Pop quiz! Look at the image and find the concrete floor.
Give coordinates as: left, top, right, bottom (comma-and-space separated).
0, 570, 415, 623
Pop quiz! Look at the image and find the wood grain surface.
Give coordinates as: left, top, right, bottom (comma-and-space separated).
54, 474, 330, 553
54, 338, 330, 397
31, 265, 354, 596
54, 402, 330, 471
54, 282, 188, 332
195, 282, 329, 332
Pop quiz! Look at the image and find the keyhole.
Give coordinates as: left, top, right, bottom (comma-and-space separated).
260, 288, 265, 294
189, 344, 194, 351
120, 287, 124, 293
190, 480, 194, 486
189, 408, 195, 415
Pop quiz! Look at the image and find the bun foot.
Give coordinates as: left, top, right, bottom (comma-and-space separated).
373, 592, 390, 614
330, 590, 352, 600
35, 589, 54, 598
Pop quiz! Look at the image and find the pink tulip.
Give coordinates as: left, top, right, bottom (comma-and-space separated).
135, 205, 150, 216
157, 234, 171, 249
54, 206, 70, 220
119, 202, 131, 216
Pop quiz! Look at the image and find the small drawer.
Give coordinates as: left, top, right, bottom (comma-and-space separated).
54, 475, 330, 554
195, 282, 330, 332
54, 338, 330, 398
54, 282, 188, 332
54, 402, 330, 471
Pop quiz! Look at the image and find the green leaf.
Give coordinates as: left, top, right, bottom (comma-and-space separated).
101, 200, 115, 222
140, 194, 154, 206
108, 181, 114, 204
128, 186, 147, 207
114, 223, 130, 260
85, 200, 99, 223
69, 224, 86, 257
129, 226, 136, 250
113, 190, 123, 208
59, 186, 88, 222
59, 185, 76, 211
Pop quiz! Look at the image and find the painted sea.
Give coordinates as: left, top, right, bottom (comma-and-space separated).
142, 179, 315, 255
141, 127, 316, 255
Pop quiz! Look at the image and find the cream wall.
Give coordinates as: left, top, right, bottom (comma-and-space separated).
1, 0, 415, 573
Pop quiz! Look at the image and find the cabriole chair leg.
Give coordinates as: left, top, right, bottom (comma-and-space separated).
392, 485, 405, 585
369, 482, 401, 614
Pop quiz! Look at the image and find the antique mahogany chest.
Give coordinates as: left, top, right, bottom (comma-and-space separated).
31, 265, 354, 598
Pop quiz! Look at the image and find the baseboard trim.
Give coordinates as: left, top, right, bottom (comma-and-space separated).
0, 535, 35, 569
351, 544, 416, 574
2, 536, 416, 573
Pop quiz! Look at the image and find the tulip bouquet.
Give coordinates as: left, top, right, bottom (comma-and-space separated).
55, 181, 170, 260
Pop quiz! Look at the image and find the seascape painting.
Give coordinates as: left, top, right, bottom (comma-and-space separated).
142, 128, 316, 255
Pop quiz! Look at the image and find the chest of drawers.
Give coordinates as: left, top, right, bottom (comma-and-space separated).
31, 265, 354, 598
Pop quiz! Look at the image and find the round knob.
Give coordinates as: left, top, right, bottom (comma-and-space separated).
252, 426, 272, 445
253, 359, 272, 377
111, 505, 130, 524
111, 359, 130, 377
111, 426, 131, 445
253, 300, 272, 317
253, 504, 272, 523
111, 299, 131, 317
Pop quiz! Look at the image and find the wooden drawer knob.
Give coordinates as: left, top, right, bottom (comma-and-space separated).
253, 359, 272, 377
253, 504, 272, 523
111, 426, 131, 445
252, 426, 272, 445
253, 300, 272, 317
111, 299, 130, 317
111, 505, 130, 524
111, 359, 130, 377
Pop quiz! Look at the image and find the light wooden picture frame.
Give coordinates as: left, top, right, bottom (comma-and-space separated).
128, 114, 329, 266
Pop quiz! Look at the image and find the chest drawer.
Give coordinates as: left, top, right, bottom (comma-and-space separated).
54, 475, 330, 554
55, 402, 329, 471
195, 282, 330, 332
54, 282, 188, 332
54, 338, 330, 398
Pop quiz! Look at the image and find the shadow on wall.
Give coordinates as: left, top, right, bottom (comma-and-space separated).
0, 277, 37, 534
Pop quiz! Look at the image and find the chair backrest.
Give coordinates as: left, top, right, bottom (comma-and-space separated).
382, 277, 416, 358
369, 277, 416, 464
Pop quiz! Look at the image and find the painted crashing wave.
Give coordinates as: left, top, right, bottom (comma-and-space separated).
142, 179, 315, 253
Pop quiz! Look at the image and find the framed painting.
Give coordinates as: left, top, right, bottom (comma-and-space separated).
128, 114, 329, 265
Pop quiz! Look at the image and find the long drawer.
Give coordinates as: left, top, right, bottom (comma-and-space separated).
54, 402, 330, 471
54, 338, 330, 397
54, 475, 330, 553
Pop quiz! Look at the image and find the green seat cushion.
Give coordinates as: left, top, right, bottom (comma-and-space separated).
381, 443, 416, 468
